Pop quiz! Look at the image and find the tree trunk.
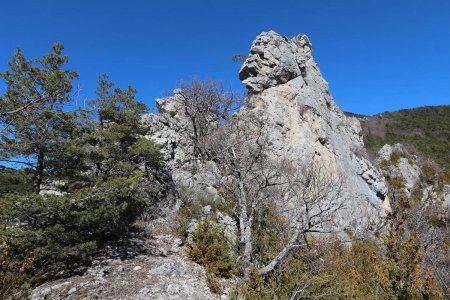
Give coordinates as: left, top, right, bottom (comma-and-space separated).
33, 151, 45, 194
258, 222, 302, 276
238, 179, 253, 278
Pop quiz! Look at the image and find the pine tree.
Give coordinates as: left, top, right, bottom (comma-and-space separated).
0, 44, 79, 193
82, 74, 160, 182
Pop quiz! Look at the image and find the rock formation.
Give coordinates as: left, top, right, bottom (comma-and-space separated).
145, 31, 390, 235
142, 91, 220, 199
377, 143, 450, 206
377, 144, 421, 197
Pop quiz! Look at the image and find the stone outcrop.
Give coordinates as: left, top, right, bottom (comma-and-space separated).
377, 144, 421, 197
377, 143, 450, 206
239, 34, 311, 93
142, 91, 219, 196
237, 31, 389, 234
31, 219, 229, 300
143, 31, 391, 235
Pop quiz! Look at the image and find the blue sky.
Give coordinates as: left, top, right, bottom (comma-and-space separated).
1, 0, 449, 115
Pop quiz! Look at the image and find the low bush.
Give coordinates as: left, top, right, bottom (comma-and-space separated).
0, 240, 36, 299
176, 187, 235, 240
0, 168, 33, 194
0, 174, 156, 296
188, 220, 236, 278
230, 201, 444, 299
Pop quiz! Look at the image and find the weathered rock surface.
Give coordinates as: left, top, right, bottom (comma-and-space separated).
143, 31, 391, 236
31, 219, 222, 300
376, 144, 421, 197
142, 91, 220, 195
237, 31, 389, 234
377, 143, 450, 207
443, 185, 450, 207
239, 33, 311, 93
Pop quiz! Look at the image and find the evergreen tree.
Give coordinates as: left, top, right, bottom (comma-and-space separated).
0, 44, 79, 193
82, 74, 160, 182
0, 49, 163, 298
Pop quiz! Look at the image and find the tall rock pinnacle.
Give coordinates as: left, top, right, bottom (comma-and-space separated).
239, 31, 390, 235
145, 31, 390, 236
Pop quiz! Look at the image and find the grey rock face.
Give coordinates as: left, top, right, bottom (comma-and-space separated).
144, 31, 390, 235
216, 211, 238, 245
356, 157, 388, 200
376, 143, 450, 207
237, 31, 390, 234
377, 144, 421, 197
239, 31, 312, 93
443, 185, 450, 207
142, 92, 220, 194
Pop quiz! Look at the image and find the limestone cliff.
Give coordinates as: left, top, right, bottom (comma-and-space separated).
238, 31, 389, 234
145, 31, 390, 235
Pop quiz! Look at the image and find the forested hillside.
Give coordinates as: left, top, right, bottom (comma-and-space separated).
348, 106, 450, 170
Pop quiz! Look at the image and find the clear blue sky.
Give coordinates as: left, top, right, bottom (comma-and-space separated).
1, 0, 449, 115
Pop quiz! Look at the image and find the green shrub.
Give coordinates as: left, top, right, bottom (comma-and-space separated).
175, 187, 235, 240
206, 272, 222, 294
0, 174, 155, 294
230, 267, 276, 300
386, 175, 406, 190
360, 106, 450, 171
390, 150, 408, 166
188, 220, 236, 278
0, 168, 33, 194
175, 188, 206, 239
0, 240, 36, 299
252, 202, 288, 266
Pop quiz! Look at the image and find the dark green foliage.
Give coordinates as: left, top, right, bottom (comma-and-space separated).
358, 105, 450, 170
0, 175, 156, 283
0, 167, 33, 194
0, 44, 81, 193
0, 45, 163, 298
0, 240, 36, 299
80, 74, 161, 183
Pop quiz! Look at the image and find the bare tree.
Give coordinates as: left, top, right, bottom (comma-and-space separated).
232, 54, 247, 63
258, 161, 344, 276
405, 199, 449, 294
203, 115, 345, 277
160, 80, 242, 159
386, 179, 449, 296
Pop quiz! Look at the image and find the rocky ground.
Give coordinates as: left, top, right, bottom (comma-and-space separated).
31, 219, 227, 300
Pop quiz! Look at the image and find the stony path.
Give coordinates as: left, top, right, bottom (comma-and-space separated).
31, 221, 221, 300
